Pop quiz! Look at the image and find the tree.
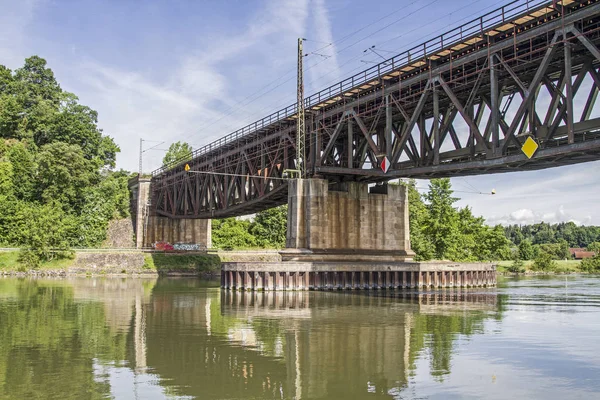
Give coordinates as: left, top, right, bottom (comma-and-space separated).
507, 257, 526, 274
423, 178, 461, 260
212, 218, 257, 249
537, 240, 570, 260
479, 225, 512, 261
5, 141, 36, 201
13, 56, 62, 105
587, 242, 600, 253
400, 180, 434, 261
518, 240, 535, 260
580, 255, 600, 273
162, 141, 192, 166
250, 205, 287, 248
36, 142, 95, 207
531, 252, 557, 272
504, 222, 600, 248
0, 56, 129, 255
15, 202, 77, 268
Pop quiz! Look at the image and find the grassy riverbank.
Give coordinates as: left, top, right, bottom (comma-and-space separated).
0, 251, 75, 271
495, 259, 583, 274
0, 250, 222, 275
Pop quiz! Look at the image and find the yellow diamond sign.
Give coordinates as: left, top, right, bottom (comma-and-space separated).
521, 137, 539, 159
184, 164, 190, 172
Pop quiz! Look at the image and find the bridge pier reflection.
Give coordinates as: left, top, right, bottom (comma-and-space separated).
214, 289, 500, 399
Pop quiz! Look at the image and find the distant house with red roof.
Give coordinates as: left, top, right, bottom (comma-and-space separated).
570, 248, 596, 259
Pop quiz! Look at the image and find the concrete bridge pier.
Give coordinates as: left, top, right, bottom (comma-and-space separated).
281, 179, 415, 262
129, 177, 212, 249
222, 178, 496, 290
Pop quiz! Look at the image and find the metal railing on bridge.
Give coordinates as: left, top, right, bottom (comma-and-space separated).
152, 0, 552, 177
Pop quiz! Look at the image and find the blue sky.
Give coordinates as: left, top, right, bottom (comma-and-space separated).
1, 0, 599, 225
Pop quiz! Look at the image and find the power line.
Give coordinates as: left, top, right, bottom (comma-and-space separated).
377, 0, 503, 50
176, 0, 503, 164
178, 0, 439, 145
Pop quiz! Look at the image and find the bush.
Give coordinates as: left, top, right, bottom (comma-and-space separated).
17, 249, 40, 270
580, 255, 600, 273
17, 247, 74, 270
507, 258, 526, 273
531, 252, 557, 272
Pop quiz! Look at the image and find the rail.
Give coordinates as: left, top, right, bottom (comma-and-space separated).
153, 0, 552, 176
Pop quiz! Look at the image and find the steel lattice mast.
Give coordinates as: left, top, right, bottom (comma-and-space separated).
296, 38, 305, 178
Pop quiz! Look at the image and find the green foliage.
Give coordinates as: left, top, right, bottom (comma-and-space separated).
518, 240, 535, 260
531, 252, 557, 272
0, 160, 13, 197
250, 205, 287, 248
587, 242, 600, 253
423, 179, 461, 260
580, 255, 600, 273
402, 180, 434, 261
146, 254, 221, 273
13, 202, 76, 267
162, 141, 192, 166
403, 179, 511, 262
537, 240, 570, 260
505, 221, 600, 248
507, 257, 526, 274
37, 142, 95, 206
212, 218, 257, 249
0, 56, 128, 252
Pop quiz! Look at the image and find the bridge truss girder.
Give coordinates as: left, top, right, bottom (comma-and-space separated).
313, 24, 600, 181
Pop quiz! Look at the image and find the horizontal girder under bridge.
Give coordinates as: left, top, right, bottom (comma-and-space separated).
152, 0, 600, 219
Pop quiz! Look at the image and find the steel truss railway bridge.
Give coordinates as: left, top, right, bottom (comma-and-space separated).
151, 0, 600, 220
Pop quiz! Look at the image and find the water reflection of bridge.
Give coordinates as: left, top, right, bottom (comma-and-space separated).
47, 277, 502, 398
136, 280, 500, 399
220, 290, 498, 398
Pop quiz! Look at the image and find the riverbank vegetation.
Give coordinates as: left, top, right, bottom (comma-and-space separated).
1, 57, 597, 272
0, 57, 131, 267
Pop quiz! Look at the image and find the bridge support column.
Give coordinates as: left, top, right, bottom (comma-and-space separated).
282, 179, 415, 262
144, 216, 211, 249
128, 176, 212, 249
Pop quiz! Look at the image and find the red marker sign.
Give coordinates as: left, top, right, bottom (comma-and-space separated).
381, 156, 390, 173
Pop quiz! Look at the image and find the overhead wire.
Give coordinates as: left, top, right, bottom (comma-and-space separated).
179, 0, 440, 146
186, 0, 449, 144
168, 0, 510, 170
225, 0, 499, 130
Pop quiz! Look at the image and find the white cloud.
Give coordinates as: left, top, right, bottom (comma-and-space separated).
64, 0, 312, 172
0, 0, 40, 67
305, 0, 341, 92
487, 205, 593, 226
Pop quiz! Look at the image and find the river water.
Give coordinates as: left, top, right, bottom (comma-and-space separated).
0, 275, 599, 399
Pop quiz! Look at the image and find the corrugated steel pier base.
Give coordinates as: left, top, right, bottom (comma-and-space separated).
221, 262, 496, 291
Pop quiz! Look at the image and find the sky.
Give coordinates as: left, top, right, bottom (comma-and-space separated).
1, 0, 598, 225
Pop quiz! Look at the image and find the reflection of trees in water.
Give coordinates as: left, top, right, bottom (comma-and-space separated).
0, 277, 504, 399
144, 278, 289, 399
211, 289, 502, 398
0, 279, 142, 399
